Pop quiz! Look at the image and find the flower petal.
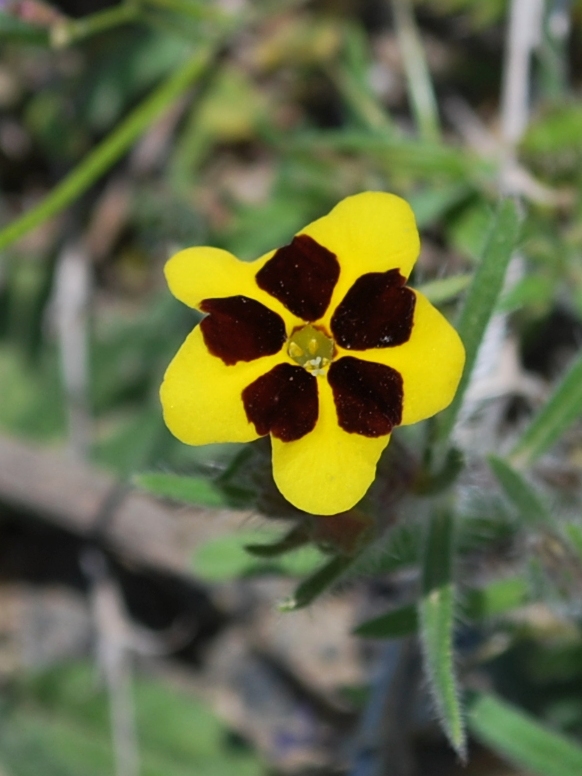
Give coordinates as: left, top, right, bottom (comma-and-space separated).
271, 378, 390, 515
298, 192, 420, 326
165, 246, 299, 328
331, 269, 415, 350
160, 326, 285, 445
242, 363, 318, 442
328, 356, 403, 436
200, 296, 286, 365
255, 234, 340, 321
345, 290, 465, 426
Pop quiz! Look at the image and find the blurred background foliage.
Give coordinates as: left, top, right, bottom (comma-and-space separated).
1, 0, 582, 774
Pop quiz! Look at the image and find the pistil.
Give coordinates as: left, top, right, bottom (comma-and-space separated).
287, 324, 335, 376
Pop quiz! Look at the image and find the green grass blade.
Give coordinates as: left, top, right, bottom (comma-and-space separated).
0, 47, 218, 252
509, 350, 582, 466
488, 455, 550, 524
52, 4, 139, 47
418, 509, 466, 757
392, 0, 440, 141
416, 274, 472, 306
436, 199, 522, 443
134, 472, 226, 508
468, 692, 582, 776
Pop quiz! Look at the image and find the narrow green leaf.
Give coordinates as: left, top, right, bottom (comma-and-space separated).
280, 555, 354, 611
509, 349, 582, 466
414, 447, 464, 495
408, 183, 471, 229
51, 3, 139, 47
488, 455, 550, 524
192, 530, 325, 582
416, 274, 472, 306
468, 691, 582, 776
436, 199, 522, 443
354, 604, 418, 638
355, 575, 528, 639
392, 0, 441, 141
462, 576, 528, 619
0, 46, 219, 252
245, 524, 310, 558
419, 510, 466, 757
134, 472, 226, 508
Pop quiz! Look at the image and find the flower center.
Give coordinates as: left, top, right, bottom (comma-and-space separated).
287, 324, 335, 377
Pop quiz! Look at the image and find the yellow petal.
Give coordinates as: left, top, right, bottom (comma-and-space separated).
165, 246, 299, 328
298, 192, 420, 327
160, 326, 286, 445
271, 378, 390, 515
347, 290, 465, 426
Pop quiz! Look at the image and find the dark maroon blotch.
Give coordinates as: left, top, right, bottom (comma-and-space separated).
200, 296, 286, 365
331, 269, 415, 350
328, 356, 403, 437
242, 363, 318, 442
255, 234, 340, 322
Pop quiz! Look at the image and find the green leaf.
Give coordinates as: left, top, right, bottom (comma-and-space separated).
509, 350, 582, 466
462, 576, 528, 619
436, 198, 522, 443
415, 274, 472, 306
354, 575, 528, 638
468, 691, 582, 776
408, 183, 471, 229
245, 524, 309, 557
354, 604, 418, 638
418, 510, 466, 757
488, 455, 550, 524
280, 555, 354, 611
134, 472, 226, 508
192, 530, 325, 582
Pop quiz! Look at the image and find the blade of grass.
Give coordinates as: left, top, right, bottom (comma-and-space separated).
468, 691, 582, 776
51, 3, 139, 47
392, 0, 440, 141
418, 509, 466, 758
288, 131, 494, 180
0, 45, 220, 253
416, 274, 472, 306
436, 198, 522, 444
509, 349, 582, 467
488, 455, 550, 524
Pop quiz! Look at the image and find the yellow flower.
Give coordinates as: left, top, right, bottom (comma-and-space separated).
160, 192, 465, 515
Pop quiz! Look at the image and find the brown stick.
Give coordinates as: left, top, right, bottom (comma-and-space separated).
0, 435, 246, 576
